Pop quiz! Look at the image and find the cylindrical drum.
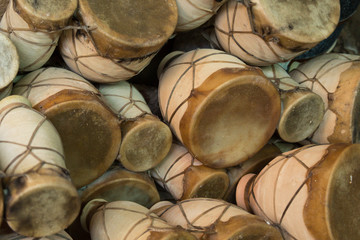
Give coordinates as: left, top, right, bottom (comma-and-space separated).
0, 32, 18, 94
0, 95, 80, 237
158, 49, 281, 168
224, 143, 281, 203
12, 67, 122, 188
214, 0, 340, 66
151, 143, 229, 200
236, 144, 360, 240
150, 198, 283, 239
175, 0, 226, 32
79, 166, 160, 208
2, 231, 73, 239
289, 53, 360, 144
262, 64, 325, 142
59, 0, 178, 83
99, 81, 172, 172
81, 199, 196, 240
0, 0, 77, 72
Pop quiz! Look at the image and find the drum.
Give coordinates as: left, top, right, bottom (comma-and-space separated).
158, 49, 280, 168
175, 0, 226, 31
79, 166, 160, 208
214, 0, 340, 66
236, 144, 360, 240
0, 32, 18, 95
289, 53, 360, 144
151, 143, 229, 200
99, 81, 172, 172
12, 67, 122, 188
0, 95, 80, 237
224, 143, 281, 203
150, 198, 283, 239
262, 64, 325, 142
0, 0, 77, 71
59, 0, 178, 83
81, 199, 196, 240
2, 231, 73, 239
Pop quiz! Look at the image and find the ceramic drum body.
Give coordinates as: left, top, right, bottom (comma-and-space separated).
12, 67, 122, 188
81, 200, 196, 240
59, 0, 178, 83
262, 64, 325, 142
158, 49, 281, 168
236, 144, 360, 240
2, 231, 73, 240
99, 81, 172, 172
151, 143, 229, 200
290, 53, 360, 144
214, 0, 340, 66
175, 0, 227, 31
0, 96, 80, 237
0, 0, 77, 72
151, 198, 282, 239
80, 166, 160, 208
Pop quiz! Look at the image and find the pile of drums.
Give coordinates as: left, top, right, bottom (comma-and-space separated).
0, 0, 359, 239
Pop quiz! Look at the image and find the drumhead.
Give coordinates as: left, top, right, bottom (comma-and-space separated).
78, 0, 178, 58
0, 33, 18, 90
258, 0, 340, 44
15, 0, 77, 29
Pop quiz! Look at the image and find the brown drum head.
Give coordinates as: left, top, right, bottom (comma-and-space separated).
181, 68, 280, 168
279, 90, 325, 143
78, 0, 178, 58
6, 172, 80, 237
35, 91, 122, 188
80, 168, 160, 208
327, 144, 360, 239
258, 0, 340, 45
15, 0, 77, 29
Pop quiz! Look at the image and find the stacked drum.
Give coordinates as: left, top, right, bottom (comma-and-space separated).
0, 0, 359, 239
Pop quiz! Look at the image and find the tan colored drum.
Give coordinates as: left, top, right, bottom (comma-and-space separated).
2, 231, 73, 239
151, 143, 229, 200
59, 0, 178, 82
236, 144, 360, 240
151, 198, 283, 239
158, 49, 280, 168
262, 64, 325, 142
290, 53, 360, 144
0, 0, 77, 71
12, 67, 122, 188
175, 0, 226, 32
214, 0, 340, 66
81, 199, 196, 240
99, 81, 172, 172
224, 143, 281, 202
80, 166, 160, 208
0, 95, 79, 237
